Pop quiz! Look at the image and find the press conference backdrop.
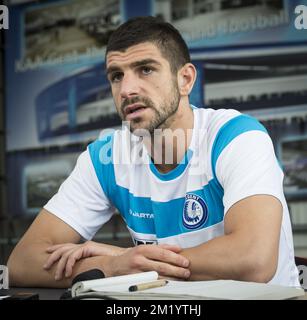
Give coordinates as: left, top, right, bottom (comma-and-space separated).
4, 0, 307, 218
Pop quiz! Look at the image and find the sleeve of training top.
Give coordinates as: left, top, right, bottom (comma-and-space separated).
215, 127, 285, 215
44, 148, 115, 240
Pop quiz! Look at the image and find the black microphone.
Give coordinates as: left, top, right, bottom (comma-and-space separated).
71, 269, 105, 286
60, 269, 105, 300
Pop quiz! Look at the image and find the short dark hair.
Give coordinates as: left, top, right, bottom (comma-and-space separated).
106, 16, 191, 73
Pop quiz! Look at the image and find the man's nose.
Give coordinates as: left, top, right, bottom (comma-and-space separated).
119, 72, 140, 100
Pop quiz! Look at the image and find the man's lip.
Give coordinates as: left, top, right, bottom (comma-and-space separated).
124, 103, 147, 115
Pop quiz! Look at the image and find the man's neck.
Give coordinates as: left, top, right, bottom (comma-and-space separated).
144, 102, 194, 174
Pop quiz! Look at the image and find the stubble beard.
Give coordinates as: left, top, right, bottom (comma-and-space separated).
121, 81, 181, 136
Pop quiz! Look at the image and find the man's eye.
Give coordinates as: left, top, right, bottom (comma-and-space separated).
111, 73, 123, 82
141, 67, 153, 75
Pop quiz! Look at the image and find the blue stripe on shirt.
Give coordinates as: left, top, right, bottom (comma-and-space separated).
88, 135, 225, 237
211, 114, 268, 181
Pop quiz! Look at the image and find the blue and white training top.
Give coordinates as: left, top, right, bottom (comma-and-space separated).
45, 107, 299, 287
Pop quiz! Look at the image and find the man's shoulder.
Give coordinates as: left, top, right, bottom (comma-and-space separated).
194, 107, 268, 157
205, 109, 269, 167
195, 107, 241, 127
194, 107, 242, 143
196, 107, 267, 133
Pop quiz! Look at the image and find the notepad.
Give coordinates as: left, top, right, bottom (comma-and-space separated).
72, 271, 159, 297
140, 279, 305, 300
71, 271, 304, 300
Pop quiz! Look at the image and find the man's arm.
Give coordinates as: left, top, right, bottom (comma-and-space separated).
180, 118, 286, 282
7, 209, 117, 288
8, 209, 190, 288
39, 195, 281, 283
181, 194, 282, 282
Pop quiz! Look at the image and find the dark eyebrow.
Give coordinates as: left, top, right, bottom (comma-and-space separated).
106, 59, 161, 76
130, 59, 161, 68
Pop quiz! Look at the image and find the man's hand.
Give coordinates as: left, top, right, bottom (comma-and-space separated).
44, 241, 190, 281
103, 244, 190, 280
43, 241, 127, 280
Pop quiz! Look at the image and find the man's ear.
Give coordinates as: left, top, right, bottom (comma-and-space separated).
177, 63, 197, 96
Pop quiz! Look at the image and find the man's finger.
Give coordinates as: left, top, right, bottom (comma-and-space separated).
46, 243, 75, 253
44, 248, 67, 269
142, 259, 190, 279
44, 245, 74, 269
65, 249, 84, 277
141, 246, 189, 268
158, 244, 182, 253
54, 249, 75, 281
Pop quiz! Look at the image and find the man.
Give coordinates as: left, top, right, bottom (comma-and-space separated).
8, 17, 299, 288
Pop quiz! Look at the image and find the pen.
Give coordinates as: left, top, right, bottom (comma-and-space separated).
129, 279, 169, 292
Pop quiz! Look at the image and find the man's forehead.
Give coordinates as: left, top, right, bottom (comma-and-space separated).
106, 42, 164, 67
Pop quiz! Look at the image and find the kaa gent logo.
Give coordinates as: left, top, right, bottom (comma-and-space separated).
295, 5, 307, 30
0, 5, 9, 30
0, 265, 9, 289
